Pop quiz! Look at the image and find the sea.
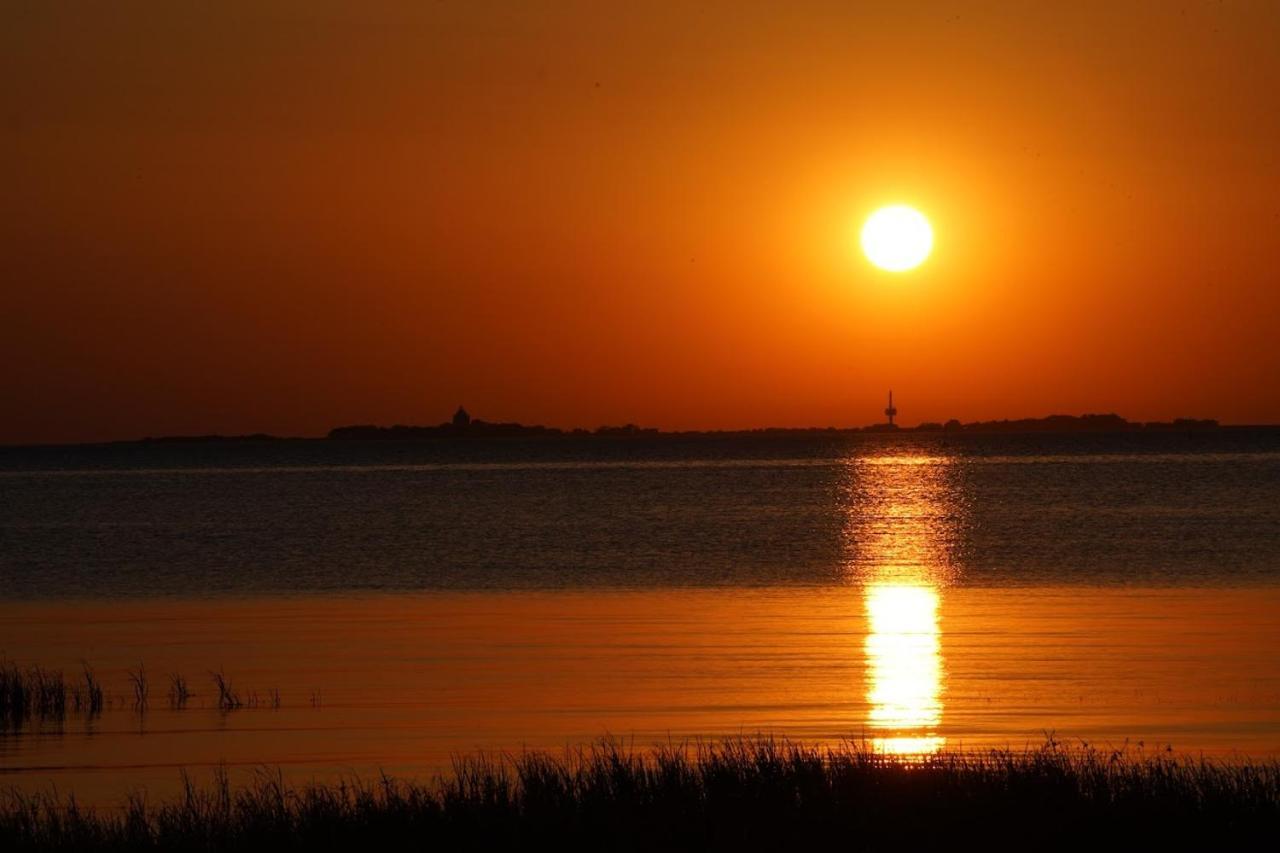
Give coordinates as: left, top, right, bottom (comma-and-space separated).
1, 431, 1278, 804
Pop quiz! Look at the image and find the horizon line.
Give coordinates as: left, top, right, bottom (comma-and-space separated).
6, 412, 1280, 450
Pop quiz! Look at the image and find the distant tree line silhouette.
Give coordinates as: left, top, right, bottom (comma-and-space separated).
325, 412, 1221, 441
326, 420, 661, 440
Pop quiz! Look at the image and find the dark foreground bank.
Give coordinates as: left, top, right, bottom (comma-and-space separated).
2, 738, 1277, 851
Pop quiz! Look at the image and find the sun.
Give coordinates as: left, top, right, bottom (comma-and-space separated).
860, 205, 933, 272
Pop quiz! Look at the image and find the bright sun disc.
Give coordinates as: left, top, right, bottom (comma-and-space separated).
860, 205, 933, 272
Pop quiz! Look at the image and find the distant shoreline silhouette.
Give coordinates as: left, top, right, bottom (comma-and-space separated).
325, 412, 1227, 442
12, 411, 1271, 449
9, 405, 1278, 450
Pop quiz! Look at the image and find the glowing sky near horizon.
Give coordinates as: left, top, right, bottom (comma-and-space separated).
3, 2, 1280, 442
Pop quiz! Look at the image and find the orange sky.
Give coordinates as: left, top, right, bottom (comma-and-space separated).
4, 2, 1279, 443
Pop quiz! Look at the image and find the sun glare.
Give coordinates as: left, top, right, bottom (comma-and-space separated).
860, 205, 933, 272
866, 583, 945, 755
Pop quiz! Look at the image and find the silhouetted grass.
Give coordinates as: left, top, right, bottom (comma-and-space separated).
0, 664, 68, 727
1, 661, 289, 727
2, 737, 1277, 850
209, 670, 242, 711
166, 673, 190, 710
126, 665, 148, 711
77, 664, 104, 717
1, 662, 111, 725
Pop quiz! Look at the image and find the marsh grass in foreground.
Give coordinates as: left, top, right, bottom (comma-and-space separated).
3, 738, 1278, 851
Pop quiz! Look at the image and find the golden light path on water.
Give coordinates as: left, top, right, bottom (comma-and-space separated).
846, 453, 959, 755
865, 584, 944, 754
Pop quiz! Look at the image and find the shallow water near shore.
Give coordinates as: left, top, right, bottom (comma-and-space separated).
3, 587, 1279, 806
2, 433, 1278, 805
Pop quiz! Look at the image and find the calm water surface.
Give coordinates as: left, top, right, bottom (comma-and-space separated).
1, 433, 1278, 804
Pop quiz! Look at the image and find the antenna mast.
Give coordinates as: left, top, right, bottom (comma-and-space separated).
884, 390, 898, 427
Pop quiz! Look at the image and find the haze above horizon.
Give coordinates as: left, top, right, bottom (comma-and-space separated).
4, 3, 1280, 444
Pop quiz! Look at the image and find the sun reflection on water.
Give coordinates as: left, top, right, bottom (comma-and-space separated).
844, 451, 963, 755
865, 583, 944, 754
